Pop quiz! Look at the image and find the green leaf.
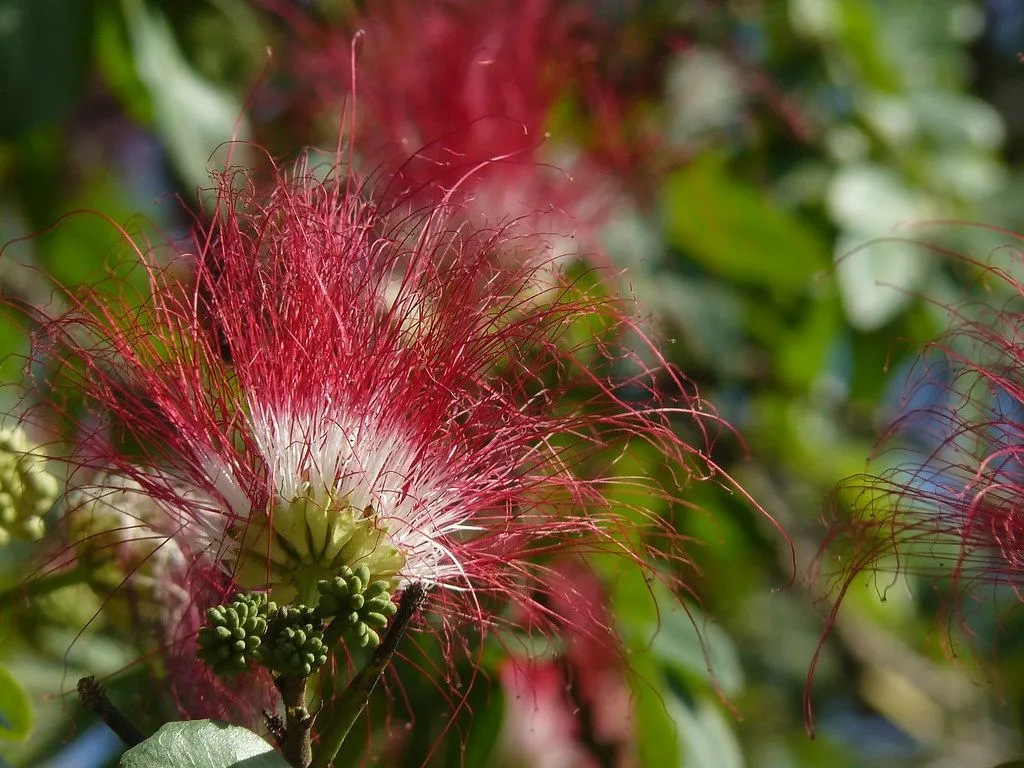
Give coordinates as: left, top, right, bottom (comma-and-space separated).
0, 665, 32, 741
455, 682, 505, 768
613, 568, 744, 697
668, 692, 744, 768
118, 720, 289, 768
662, 155, 828, 297
120, 0, 248, 193
630, 653, 682, 768
828, 164, 933, 330
0, 0, 94, 138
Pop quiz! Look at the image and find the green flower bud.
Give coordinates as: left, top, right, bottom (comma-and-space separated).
317, 565, 398, 648
67, 473, 188, 604
263, 605, 328, 678
197, 592, 274, 676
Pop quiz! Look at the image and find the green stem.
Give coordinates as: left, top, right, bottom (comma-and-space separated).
321, 615, 349, 653
0, 565, 89, 611
309, 584, 426, 768
276, 675, 313, 768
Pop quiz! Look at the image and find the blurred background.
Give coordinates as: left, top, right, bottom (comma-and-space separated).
3, 0, 1024, 766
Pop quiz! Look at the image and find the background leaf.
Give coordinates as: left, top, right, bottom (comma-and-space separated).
0, 666, 32, 742
662, 155, 829, 298
0, 0, 94, 138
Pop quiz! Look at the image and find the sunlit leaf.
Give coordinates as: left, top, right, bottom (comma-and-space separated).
120, 0, 248, 193
668, 691, 744, 768
614, 569, 744, 697
828, 164, 934, 330
118, 720, 288, 768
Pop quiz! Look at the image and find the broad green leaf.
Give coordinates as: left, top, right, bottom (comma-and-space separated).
662, 156, 828, 297
0, 665, 32, 741
118, 720, 289, 768
612, 565, 744, 697
630, 653, 682, 768
457, 683, 505, 768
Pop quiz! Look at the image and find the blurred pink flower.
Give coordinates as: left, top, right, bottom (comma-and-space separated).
811, 254, 1024, 726
501, 559, 635, 767
282, 0, 620, 254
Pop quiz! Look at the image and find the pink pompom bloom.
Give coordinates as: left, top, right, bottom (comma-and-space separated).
28, 150, 728, 676
280, 0, 619, 252
812, 255, 1024, 716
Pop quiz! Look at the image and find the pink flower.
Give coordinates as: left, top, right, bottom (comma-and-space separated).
281, 0, 618, 252
500, 559, 635, 768
811, 256, 1024, 723
501, 662, 597, 768
28, 153, 735, 715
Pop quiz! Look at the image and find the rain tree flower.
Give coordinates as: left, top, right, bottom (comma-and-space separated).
21, 148, 754, 755
278, 0, 621, 255
812, 254, 1024, 722
499, 558, 634, 768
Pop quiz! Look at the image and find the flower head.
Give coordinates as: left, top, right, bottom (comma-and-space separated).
282, 0, 618, 253
25, 148, 732, 723
812, 255, 1024, 722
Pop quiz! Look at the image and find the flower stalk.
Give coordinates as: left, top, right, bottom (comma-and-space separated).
310, 583, 426, 768
0, 564, 90, 612
276, 674, 313, 768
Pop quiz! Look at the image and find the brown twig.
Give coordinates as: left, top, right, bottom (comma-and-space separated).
76, 676, 145, 747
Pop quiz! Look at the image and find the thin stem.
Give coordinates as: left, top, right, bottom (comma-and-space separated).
0, 565, 89, 611
320, 616, 349, 653
276, 675, 313, 768
77, 676, 145, 747
310, 584, 426, 768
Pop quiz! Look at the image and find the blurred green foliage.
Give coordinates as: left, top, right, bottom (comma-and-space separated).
3, 0, 1024, 767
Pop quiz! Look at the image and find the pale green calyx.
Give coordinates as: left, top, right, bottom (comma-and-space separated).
236, 483, 406, 607
0, 427, 59, 546
197, 592, 274, 676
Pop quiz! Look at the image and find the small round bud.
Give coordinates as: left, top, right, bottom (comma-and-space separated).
317, 566, 398, 648
263, 605, 328, 677
0, 427, 59, 546
197, 592, 274, 676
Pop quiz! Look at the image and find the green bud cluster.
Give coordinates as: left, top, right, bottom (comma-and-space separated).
263, 605, 328, 677
197, 574, 398, 681
196, 593, 273, 676
317, 565, 398, 648
0, 427, 59, 546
